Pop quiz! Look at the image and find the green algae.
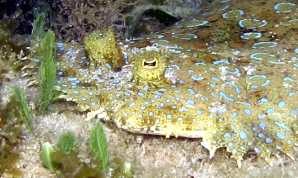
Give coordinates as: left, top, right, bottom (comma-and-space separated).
40, 142, 59, 173
40, 130, 106, 177
12, 86, 33, 135
56, 131, 78, 154
110, 157, 133, 178
0, 86, 33, 176
38, 30, 57, 114
31, 13, 46, 38
90, 121, 109, 171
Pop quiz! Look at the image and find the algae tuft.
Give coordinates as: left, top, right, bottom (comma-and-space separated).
90, 121, 109, 171
12, 86, 34, 135
38, 30, 57, 114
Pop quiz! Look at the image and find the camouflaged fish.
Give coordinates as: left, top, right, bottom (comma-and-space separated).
23, 0, 298, 168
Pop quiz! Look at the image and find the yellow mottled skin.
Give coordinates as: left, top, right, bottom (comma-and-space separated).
84, 29, 124, 68
23, 0, 298, 168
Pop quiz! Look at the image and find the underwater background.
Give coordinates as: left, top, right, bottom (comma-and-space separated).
1, 0, 298, 177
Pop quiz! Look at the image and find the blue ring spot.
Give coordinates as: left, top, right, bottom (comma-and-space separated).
186, 99, 195, 105
73, 90, 80, 95
238, 18, 268, 29
148, 111, 154, 117
250, 52, 275, 61
180, 107, 188, 112
219, 91, 235, 102
67, 77, 78, 82
259, 122, 266, 130
171, 64, 181, 70
105, 63, 112, 69
275, 121, 291, 132
244, 108, 252, 115
187, 88, 195, 95
166, 114, 173, 120
277, 101, 286, 108
213, 59, 230, 65
222, 9, 244, 19
179, 80, 185, 84
258, 133, 265, 138
288, 92, 296, 97
228, 142, 234, 147
287, 140, 292, 145
231, 111, 238, 118
195, 62, 207, 66
252, 41, 278, 49
172, 33, 198, 40
209, 83, 216, 88
191, 76, 204, 81
33, 58, 40, 63
250, 85, 258, 89
185, 20, 209, 28
290, 109, 298, 115
211, 76, 219, 81
240, 130, 248, 140
254, 147, 260, 153
276, 145, 282, 150
58, 71, 64, 76
240, 32, 262, 40
188, 69, 194, 73
240, 101, 251, 106
122, 112, 128, 117
129, 102, 136, 108
200, 96, 209, 101
169, 48, 182, 54
252, 127, 258, 132
138, 92, 144, 96
196, 109, 202, 115
140, 106, 146, 110
57, 42, 64, 51
88, 91, 94, 96
258, 98, 269, 105
224, 133, 232, 138
266, 108, 275, 114
276, 132, 286, 140
274, 2, 296, 13
283, 76, 294, 82
265, 138, 273, 144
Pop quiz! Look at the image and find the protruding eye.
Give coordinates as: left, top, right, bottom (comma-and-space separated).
143, 59, 157, 68
133, 51, 167, 86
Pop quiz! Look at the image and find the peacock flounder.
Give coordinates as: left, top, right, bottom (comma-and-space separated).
23, 0, 298, 168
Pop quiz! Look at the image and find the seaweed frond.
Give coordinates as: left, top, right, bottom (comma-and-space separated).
31, 13, 46, 38
90, 121, 109, 171
40, 132, 104, 177
11, 86, 33, 135
38, 30, 57, 114
56, 131, 78, 154
40, 142, 59, 173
